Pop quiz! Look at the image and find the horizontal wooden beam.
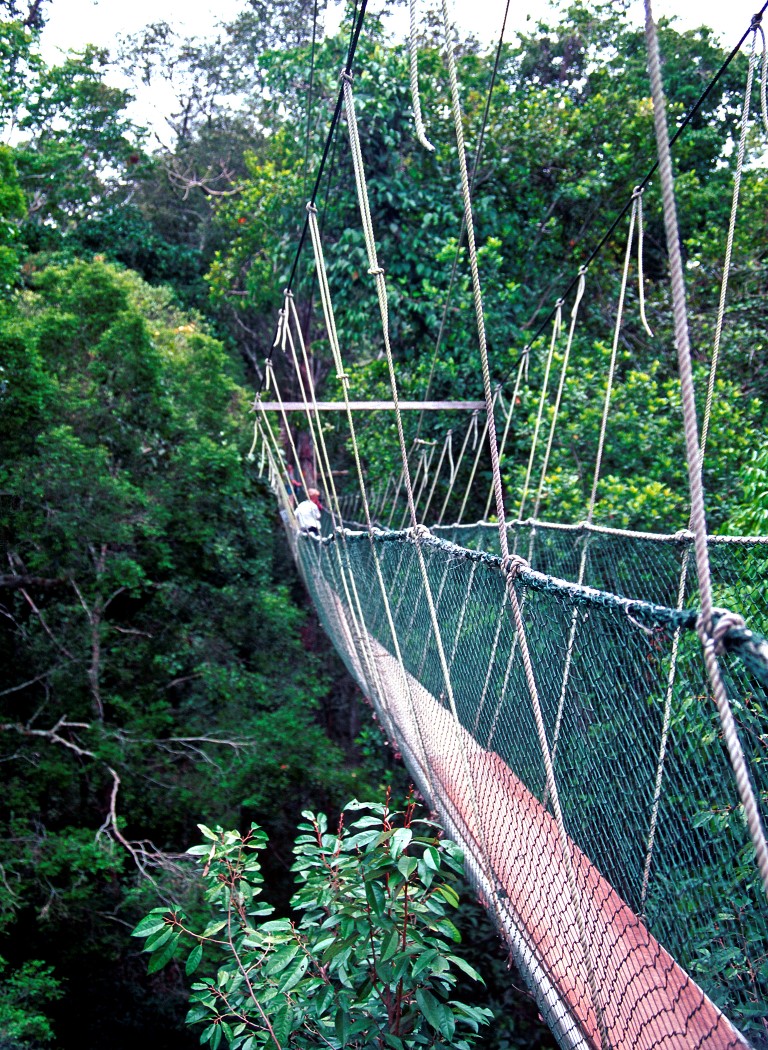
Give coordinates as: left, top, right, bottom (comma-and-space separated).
255, 400, 486, 411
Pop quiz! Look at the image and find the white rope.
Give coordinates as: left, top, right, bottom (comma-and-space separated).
420, 429, 451, 523
307, 204, 437, 790
532, 268, 587, 522
483, 353, 526, 520
587, 197, 638, 522
457, 388, 499, 523
440, 3, 610, 1040
700, 26, 761, 466
635, 188, 654, 338
408, 0, 435, 152
645, 0, 768, 902
438, 412, 476, 524
639, 547, 689, 911
518, 303, 562, 521
343, 56, 512, 949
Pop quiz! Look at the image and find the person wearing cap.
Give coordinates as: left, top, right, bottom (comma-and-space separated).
295, 488, 322, 536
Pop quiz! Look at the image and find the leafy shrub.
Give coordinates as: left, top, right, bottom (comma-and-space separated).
132, 795, 492, 1049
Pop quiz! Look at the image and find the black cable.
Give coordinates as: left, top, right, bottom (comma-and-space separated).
258, 0, 368, 393
498, 3, 768, 388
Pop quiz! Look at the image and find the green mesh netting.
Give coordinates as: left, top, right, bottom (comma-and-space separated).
288, 510, 767, 1049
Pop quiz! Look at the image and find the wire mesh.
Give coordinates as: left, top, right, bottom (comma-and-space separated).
289, 509, 767, 1050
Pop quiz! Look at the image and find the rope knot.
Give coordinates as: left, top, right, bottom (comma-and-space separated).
336, 372, 349, 383
411, 524, 431, 542
578, 264, 589, 277
673, 528, 693, 543
306, 202, 318, 215
632, 185, 644, 198
368, 265, 385, 277
697, 608, 747, 654
501, 553, 529, 580
340, 69, 353, 84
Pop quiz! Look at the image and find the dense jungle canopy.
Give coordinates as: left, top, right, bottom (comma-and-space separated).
0, 0, 767, 1046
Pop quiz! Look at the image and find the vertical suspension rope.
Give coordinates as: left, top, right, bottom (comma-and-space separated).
440, 3, 610, 1041
409, 0, 435, 152
518, 303, 562, 522
700, 25, 762, 465
644, 0, 768, 901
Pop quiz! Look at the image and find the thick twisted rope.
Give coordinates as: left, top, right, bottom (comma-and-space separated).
440, 2, 610, 1042
644, 0, 768, 901
408, 0, 435, 152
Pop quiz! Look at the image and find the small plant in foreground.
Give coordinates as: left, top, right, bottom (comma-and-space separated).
132, 794, 492, 1049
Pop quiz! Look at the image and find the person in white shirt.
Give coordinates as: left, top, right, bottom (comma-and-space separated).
294, 488, 322, 536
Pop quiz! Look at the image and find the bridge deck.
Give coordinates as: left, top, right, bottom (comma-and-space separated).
318, 571, 747, 1050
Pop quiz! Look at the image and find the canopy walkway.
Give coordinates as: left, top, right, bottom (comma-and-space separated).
252, 1, 768, 1046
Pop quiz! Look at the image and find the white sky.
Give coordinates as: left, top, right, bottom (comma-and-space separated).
37, 0, 760, 140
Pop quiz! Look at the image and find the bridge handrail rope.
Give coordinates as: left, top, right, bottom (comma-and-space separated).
636, 36, 768, 909
419, 428, 451, 523
531, 268, 587, 524
483, 355, 527, 520
437, 412, 476, 524
457, 390, 499, 523
408, 0, 435, 153
644, 0, 768, 901
539, 193, 648, 787
440, 0, 612, 1043
414, 0, 512, 444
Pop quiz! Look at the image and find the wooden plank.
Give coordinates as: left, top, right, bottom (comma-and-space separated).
255, 400, 486, 411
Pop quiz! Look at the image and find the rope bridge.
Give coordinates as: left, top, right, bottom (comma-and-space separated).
251, 0, 768, 1045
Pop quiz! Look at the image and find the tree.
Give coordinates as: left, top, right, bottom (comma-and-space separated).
0, 259, 375, 1047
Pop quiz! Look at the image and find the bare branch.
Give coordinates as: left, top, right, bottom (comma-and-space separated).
19, 588, 75, 660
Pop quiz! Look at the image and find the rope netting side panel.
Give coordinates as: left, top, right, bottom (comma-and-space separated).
432, 521, 768, 633
292, 526, 767, 1050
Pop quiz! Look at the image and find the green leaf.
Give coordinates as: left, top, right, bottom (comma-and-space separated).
147, 932, 180, 974
264, 942, 300, 976
416, 988, 455, 1040
259, 919, 293, 935
131, 910, 172, 938
364, 877, 386, 917
434, 883, 460, 908
198, 824, 218, 841
390, 827, 412, 858
447, 954, 483, 983
380, 928, 400, 963
271, 1003, 292, 1048
397, 856, 418, 880
334, 1008, 350, 1046
278, 954, 309, 993
186, 944, 203, 975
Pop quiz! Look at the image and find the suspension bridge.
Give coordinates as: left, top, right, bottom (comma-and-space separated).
252, 1, 768, 1046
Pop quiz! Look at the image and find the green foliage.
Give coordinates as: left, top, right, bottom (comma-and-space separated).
133, 796, 492, 1049
0, 954, 63, 1048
